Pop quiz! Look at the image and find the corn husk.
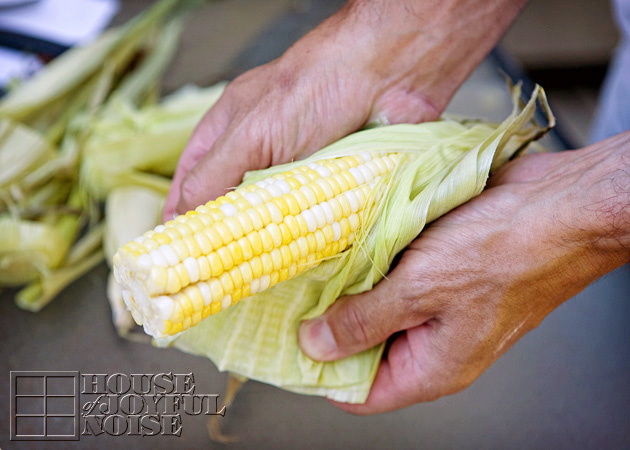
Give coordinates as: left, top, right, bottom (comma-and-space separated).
162, 84, 554, 403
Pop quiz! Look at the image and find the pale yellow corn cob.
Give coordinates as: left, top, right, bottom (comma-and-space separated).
113, 152, 401, 338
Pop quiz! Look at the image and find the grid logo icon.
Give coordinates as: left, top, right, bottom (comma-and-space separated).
10, 371, 80, 441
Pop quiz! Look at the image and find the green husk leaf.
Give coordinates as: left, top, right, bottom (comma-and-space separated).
164, 84, 554, 403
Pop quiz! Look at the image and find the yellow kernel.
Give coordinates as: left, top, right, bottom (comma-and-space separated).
296, 236, 309, 258
261, 253, 273, 274
280, 245, 292, 267
322, 224, 334, 243
328, 198, 343, 221
174, 263, 191, 287
256, 188, 272, 203
185, 218, 204, 233
237, 237, 253, 261
338, 237, 348, 251
269, 271, 280, 287
219, 272, 234, 294
315, 178, 334, 200
284, 177, 301, 189
149, 266, 168, 291
339, 171, 357, 189
306, 233, 317, 253
326, 176, 342, 196
207, 253, 224, 277
278, 222, 293, 244
304, 169, 319, 181
323, 162, 339, 174
283, 194, 301, 215
250, 256, 263, 278
300, 186, 317, 207
278, 268, 289, 282
239, 262, 253, 283
258, 228, 274, 253
242, 284, 251, 299
332, 173, 349, 192
245, 184, 258, 192
231, 288, 242, 304
227, 241, 244, 265
184, 286, 204, 312
164, 220, 175, 227
185, 210, 198, 217
266, 223, 283, 247
270, 248, 283, 271
245, 208, 264, 230
214, 222, 233, 246
183, 236, 202, 258
174, 223, 192, 237
179, 294, 194, 317
170, 322, 183, 334
338, 195, 351, 217
223, 217, 244, 240
246, 231, 263, 256
208, 279, 224, 301
202, 227, 223, 250
163, 321, 173, 334
182, 317, 192, 331
207, 208, 225, 221
143, 239, 158, 251
152, 233, 170, 245
198, 256, 211, 280
166, 268, 182, 294
340, 218, 351, 237
215, 195, 230, 204
234, 212, 254, 234
225, 191, 240, 201
292, 190, 310, 210
288, 241, 301, 262
211, 302, 221, 315
193, 232, 213, 254
202, 305, 211, 319
171, 302, 184, 324
345, 156, 360, 167
229, 267, 244, 290
283, 216, 300, 240
272, 197, 289, 216
296, 215, 308, 236
330, 241, 340, 255
216, 247, 234, 271
314, 230, 326, 251
254, 204, 272, 226
191, 311, 202, 326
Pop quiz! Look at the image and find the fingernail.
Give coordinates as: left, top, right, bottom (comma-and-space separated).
299, 319, 337, 360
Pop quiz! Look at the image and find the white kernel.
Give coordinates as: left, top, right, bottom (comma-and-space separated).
260, 275, 271, 291
219, 203, 238, 217
288, 264, 297, 278
301, 210, 317, 232
137, 254, 152, 271
359, 152, 372, 161
348, 167, 365, 185
149, 249, 168, 267
293, 174, 309, 185
349, 213, 360, 231
134, 236, 144, 244
365, 161, 380, 177
245, 192, 263, 206
267, 203, 283, 224
195, 205, 210, 214
310, 205, 326, 228
154, 225, 166, 233
221, 295, 232, 310
320, 202, 334, 224
265, 183, 283, 198
355, 189, 366, 209
274, 180, 291, 194
307, 163, 318, 169
312, 164, 331, 178
197, 282, 212, 305
183, 257, 200, 283
383, 156, 396, 171
153, 296, 175, 320
159, 244, 179, 266
250, 278, 260, 294
332, 222, 341, 241
264, 177, 276, 184
346, 190, 359, 213
254, 181, 268, 188
358, 164, 374, 183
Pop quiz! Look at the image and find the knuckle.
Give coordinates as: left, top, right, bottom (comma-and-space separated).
179, 173, 203, 210
338, 303, 373, 347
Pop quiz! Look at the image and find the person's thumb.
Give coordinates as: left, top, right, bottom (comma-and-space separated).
298, 265, 433, 361
174, 128, 271, 215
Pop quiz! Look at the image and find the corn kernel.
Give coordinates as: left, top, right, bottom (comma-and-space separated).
207, 253, 223, 277
182, 236, 202, 258
166, 268, 182, 294
280, 245, 292, 268
258, 228, 274, 253
246, 231, 263, 256
197, 256, 211, 280
191, 311, 202, 326
270, 248, 283, 271
213, 222, 233, 246
202, 227, 223, 250
272, 197, 289, 216
223, 216, 244, 240
170, 322, 183, 334
211, 302, 221, 315
182, 316, 192, 331
229, 267, 244, 290
249, 256, 263, 278
245, 208, 264, 230
216, 246, 234, 271
261, 253, 273, 274
266, 223, 282, 247
292, 190, 310, 210
219, 272, 234, 294
254, 204, 272, 226
234, 212, 254, 234
208, 279, 224, 301
278, 223, 293, 244
237, 237, 253, 260
227, 241, 244, 265
173, 263, 191, 287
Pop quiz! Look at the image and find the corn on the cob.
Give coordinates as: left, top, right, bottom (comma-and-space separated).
113, 152, 401, 338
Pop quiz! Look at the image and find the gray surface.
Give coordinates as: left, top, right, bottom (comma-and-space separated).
1, 1, 629, 448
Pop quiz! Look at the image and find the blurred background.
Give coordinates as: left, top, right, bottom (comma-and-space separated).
1, 0, 628, 449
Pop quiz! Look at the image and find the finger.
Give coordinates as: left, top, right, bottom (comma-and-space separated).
298, 258, 435, 361
330, 325, 439, 415
163, 103, 231, 221
174, 124, 272, 215
368, 87, 444, 125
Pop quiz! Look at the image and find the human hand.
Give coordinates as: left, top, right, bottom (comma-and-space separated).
163, 0, 528, 220
298, 133, 630, 414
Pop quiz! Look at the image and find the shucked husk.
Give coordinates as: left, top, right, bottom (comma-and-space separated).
162, 84, 555, 403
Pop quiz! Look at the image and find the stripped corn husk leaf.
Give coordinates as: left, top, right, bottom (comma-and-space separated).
147, 84, 554, 404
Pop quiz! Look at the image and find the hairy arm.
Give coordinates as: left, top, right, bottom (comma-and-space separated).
164, 0, 529, 218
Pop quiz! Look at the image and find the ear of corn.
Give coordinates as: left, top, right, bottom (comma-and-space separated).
115, 84, 554, 404
114, 152, 402, 338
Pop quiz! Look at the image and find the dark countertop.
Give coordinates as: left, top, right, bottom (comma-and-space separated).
1, 1, 629, 448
